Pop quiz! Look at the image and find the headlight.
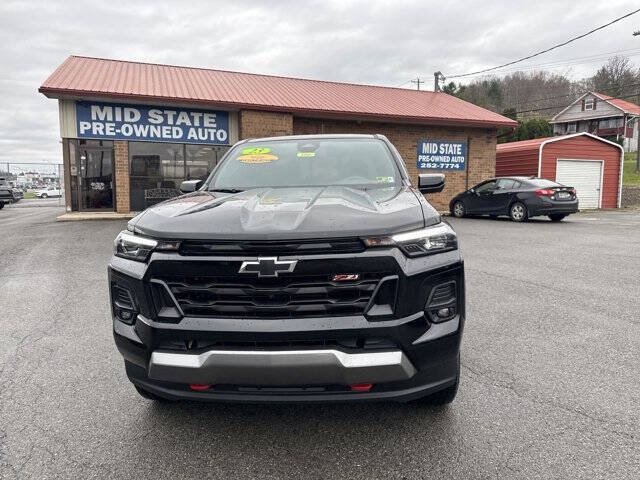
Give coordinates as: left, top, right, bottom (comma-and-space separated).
114, 231, 180, 262
363, 223, 457, 257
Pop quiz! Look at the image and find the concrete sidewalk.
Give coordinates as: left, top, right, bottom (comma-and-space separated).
56, 211, 137, 221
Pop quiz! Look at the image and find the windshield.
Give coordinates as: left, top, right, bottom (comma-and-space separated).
208, 138, 400, 190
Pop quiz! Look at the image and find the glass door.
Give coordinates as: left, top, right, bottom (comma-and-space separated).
78, 147, 114, 211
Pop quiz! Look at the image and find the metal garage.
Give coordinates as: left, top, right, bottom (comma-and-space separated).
496, 132, 623, 208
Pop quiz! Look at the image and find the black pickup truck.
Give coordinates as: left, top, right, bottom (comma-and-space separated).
110, 134, 465, 405
0, 178, 14, 209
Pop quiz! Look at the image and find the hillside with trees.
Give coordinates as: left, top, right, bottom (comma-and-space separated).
441, 56, 640, 143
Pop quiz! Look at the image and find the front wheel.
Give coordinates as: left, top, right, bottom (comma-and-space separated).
509, 202, 528, 222
40, 193, 47, 199
0, 203, 4, 210
549, 214, 566, 222
452, 201, 465, 218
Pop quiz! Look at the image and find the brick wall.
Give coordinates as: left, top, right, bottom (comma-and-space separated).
239, 110, 293, 138
114, 140, 130, 213
293, 117, 497, 211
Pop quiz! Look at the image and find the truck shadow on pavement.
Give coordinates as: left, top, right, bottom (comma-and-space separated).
125, 400, 462, 475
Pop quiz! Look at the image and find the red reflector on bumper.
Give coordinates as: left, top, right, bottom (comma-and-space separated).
350, 383, 373, 392
189, 384, 211, 391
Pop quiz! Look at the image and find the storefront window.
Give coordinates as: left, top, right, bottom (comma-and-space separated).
129, 142, 229, 211
186, 145, 226, 181
129, 142, 185, 211
79, 139, 113, 147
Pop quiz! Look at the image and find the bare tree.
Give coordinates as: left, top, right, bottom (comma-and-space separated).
588, 55, 639, 98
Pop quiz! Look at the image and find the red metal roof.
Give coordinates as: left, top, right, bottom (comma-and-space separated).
496, 136, 553, 153
39, 56, 517, 128
594, 92, 640, 115
496, 132, 623, 154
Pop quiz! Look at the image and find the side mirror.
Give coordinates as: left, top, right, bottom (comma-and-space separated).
179, 179, 203, 193
418, 174, 445, 194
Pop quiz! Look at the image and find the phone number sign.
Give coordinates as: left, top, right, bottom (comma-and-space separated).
417, 140, 466, 170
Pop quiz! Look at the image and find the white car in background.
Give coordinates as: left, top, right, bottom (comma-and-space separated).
34, 186, 63, 198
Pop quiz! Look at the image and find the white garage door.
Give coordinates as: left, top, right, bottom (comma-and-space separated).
556, 159, 602, 209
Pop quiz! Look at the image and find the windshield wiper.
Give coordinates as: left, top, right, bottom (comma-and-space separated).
210, 188, 244, 194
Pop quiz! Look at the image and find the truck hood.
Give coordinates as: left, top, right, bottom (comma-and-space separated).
131, 186, 439, 240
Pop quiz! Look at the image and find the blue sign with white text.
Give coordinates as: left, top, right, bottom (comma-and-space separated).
75, 101, 230, 144
417, 140, 466, 170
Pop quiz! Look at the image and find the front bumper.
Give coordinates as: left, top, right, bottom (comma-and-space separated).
110, 246, 464, 403
148, 348, 416, 385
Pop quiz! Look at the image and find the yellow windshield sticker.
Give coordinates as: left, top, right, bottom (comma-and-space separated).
237, 153, 278, 163
260, 196, 282, 205
376, 176, 394, 183
296, 151, 316, 158
241, 147, 271, 155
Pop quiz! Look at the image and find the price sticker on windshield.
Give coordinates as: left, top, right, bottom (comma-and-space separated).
237, 154, 278, 163
417, 140, 466, 170
237, 146, 278, 163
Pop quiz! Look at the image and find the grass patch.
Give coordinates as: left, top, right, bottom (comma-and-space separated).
23, 191, 36, 199
623, 153, 640, 186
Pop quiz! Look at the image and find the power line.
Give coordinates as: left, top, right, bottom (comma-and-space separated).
508, 81, 640, 109
393, 48, 640, 91
456, 48, 640, 78
514, 92, 640, 114
445, 8, 640, 79
394, 79, 412, 88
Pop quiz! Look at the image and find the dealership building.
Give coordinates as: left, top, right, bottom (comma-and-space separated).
39, 56, 516, 214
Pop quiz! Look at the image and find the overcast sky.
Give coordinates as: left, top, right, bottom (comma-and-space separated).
1, 0, 639, 166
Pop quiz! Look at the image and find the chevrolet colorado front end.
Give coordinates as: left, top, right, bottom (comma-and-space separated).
110, 134, 464, 404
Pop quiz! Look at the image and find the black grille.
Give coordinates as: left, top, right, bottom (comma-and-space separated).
156, 273, 383, 318
179, 238, 365, 256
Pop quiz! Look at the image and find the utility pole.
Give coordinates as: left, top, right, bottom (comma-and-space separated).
433, 71, 444, 92
411, 77, 424, 90
634, 31, 639, 170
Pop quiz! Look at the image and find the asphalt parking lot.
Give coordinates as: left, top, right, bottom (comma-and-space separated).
1, 206, 639, 479
3, 197, 64, 209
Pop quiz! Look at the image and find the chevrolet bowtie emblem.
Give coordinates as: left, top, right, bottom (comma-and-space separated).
238, 257, 298, 278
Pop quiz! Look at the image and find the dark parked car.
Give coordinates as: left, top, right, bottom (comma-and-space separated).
449, 177, 578, 222
0, 178, 13, 209
110, 134, 465, 405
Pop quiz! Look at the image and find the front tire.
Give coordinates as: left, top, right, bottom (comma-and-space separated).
509, 202, 528, 222
549, 214, 566, 222
40, 193, 47, 199
452, 201, 466, 218
0, 203, 4, 210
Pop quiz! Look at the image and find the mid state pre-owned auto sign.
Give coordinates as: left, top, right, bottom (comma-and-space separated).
417, 140, 466, 170
75, 102, 229, 144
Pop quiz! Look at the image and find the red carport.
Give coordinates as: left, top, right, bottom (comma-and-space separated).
496, 132, 623, 209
